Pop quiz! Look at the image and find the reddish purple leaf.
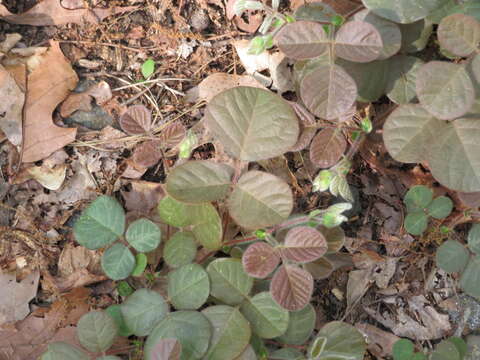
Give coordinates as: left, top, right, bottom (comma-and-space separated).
270, 264, 314, 311
279, 226, 327, 263
275, 21, 329, 60
334, 20, 383, 63
242, 242, 280, 278
119, 105, 152, 135
159, 122, 186, 149
132, 140, 162, 168
309, 128, 347, 168
290, 126, 316, 152
151, 338, 182, 360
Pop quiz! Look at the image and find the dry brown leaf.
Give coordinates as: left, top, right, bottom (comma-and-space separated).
121, 180, 165, 213
59, 92, 92, 118
0, 270, 39, 326
132, 140, 162, 168
356, 323, 400, 358
119, 105, 152, 135
0, 1, 138, 26
346, 269, 373, 310
159, 122, 186, 149
0, 64, 24, 146
22, 41, 78, 163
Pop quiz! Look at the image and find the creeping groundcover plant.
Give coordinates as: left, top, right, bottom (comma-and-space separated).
42, 0, 480, 359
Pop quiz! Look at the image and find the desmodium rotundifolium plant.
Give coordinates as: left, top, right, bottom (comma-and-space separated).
42, 0, 480, 358
392, 336, 469, 360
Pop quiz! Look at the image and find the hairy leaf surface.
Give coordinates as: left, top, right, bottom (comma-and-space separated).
334, 20, 383, 62
309, 128, 347, 168
270, 265, 314, 311
275, 21, 329, 60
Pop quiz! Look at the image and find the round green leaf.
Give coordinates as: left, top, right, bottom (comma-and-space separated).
168, 264, 209, 310
142, 59, 155, 78
427, 119, 480, 192
427, 196, 453, 219
275, 21, 329, 60
404, 185, 433, 212
158, 196, 194, 227
202, 305, 251, 360
416, 61, 475, 120
448, 337, 468, 359
189, 202, 223, 251
404, 212, 428, 236
468, 224, 480, 254
270, 348, 305, 360
300, 63, 357, 120
270, 264, 314, 311
131, 253, 148, 276
399, 19, 433, 53
383, 105, 439, 163
276, 303, 316, 345
240, 292, 289, 339
144, 311, 212, 360
431, 339, 461, 360
354, 10, 402, 60
77, 311, 118, 353
204, 86, 299, 161
166, 160, 233, 203
126, 218, 161, 252
228, 171, 293, 229
392, 339, 415, 360
361, 0, 443, 24
436, 240, 469, 273
106, 304, 133, 337
334, 20, 383, 63
314, 321, 366, 360
207, 258, 253, 305
121, 288, 169, 336
386, 55, 424, 104
73, 196, 125, 250
164, 231, 197, 268
101, 243, 135, 281
460, 255, 480, 298
438, 14, 480, 57
41, 342, 89, 360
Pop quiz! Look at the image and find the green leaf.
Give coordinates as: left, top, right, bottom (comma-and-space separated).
207, 258, 253, 305
204, 86, 299, 161
131, 253, 148, 277
361, 0, 444, 24
168, 264, 210, 310
77, 311, 118, 353
101, 243, 135, 281
294, 2, 336, 23
431, 339, 461, 360
270, 348, 305, 360
73, 196, 125, 250
393, 339, 415, 360
228, 171, 293, 229
416, 61, 475, 120
276, 303, 316, 345
166, 160, 233, 203
125, 218, 161, 253
313, 321, 366, 360
399, 19, 433, 53
412, 353, 427, 360
106, 304, 133, 337
41, 342, 89, 360
121, 288, 169, 336
468, 224, 480, 255
240, 292, 289, 339
404, 212, 429, 236
436, 240, 469, 273
460, 256, 480, 298
309, 336, 327, 358
427, 196, 453, 219
275, 21, 329, 60
404, 185, 433, 212
438, 14, 480, 57
202, 305, 251, 360
144, 311, 212, 360
164, 231, 197, 268
313, 170, 333, 192
142, 59, 155, 78
117, 281, 134, 297
448, 337, 468, 359
158, 196, 193, 227
386, 55, 425, 105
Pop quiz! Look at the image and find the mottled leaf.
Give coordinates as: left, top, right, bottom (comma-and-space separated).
242, 241, 280, 279
436, 240, 469, 273
270, 264, 314, 311
300, 64, 357, 120
309, 128, 347, 168
101, 243, 135, 281
168, 264, 210, 310
121, 289, 169, 337
275, 21, 329, 60
204, 86, 299, 161
77, 311, 118, 352
334, 20, 383, 62
240, 292, 289, 339
278, 226, 327, 263
416, 61, 475, 120
438, 14, 480, 57
228, 171, 293, 229
166, 160, 233, 203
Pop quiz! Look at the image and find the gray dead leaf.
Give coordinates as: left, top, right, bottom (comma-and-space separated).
356, 322, 400, 358
0, 64, 24, 146
373, 257, 398, 289
374, 202, 402, 234
347, 269, 373, 310
0, 270, 39, 325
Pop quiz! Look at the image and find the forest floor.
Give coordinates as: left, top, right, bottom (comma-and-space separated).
0, 0, 477, 359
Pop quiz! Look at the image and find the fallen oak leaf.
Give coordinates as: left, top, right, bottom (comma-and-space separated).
0, 64, 24, 146
0, 1, 138, 26
22, 41, 78, 163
